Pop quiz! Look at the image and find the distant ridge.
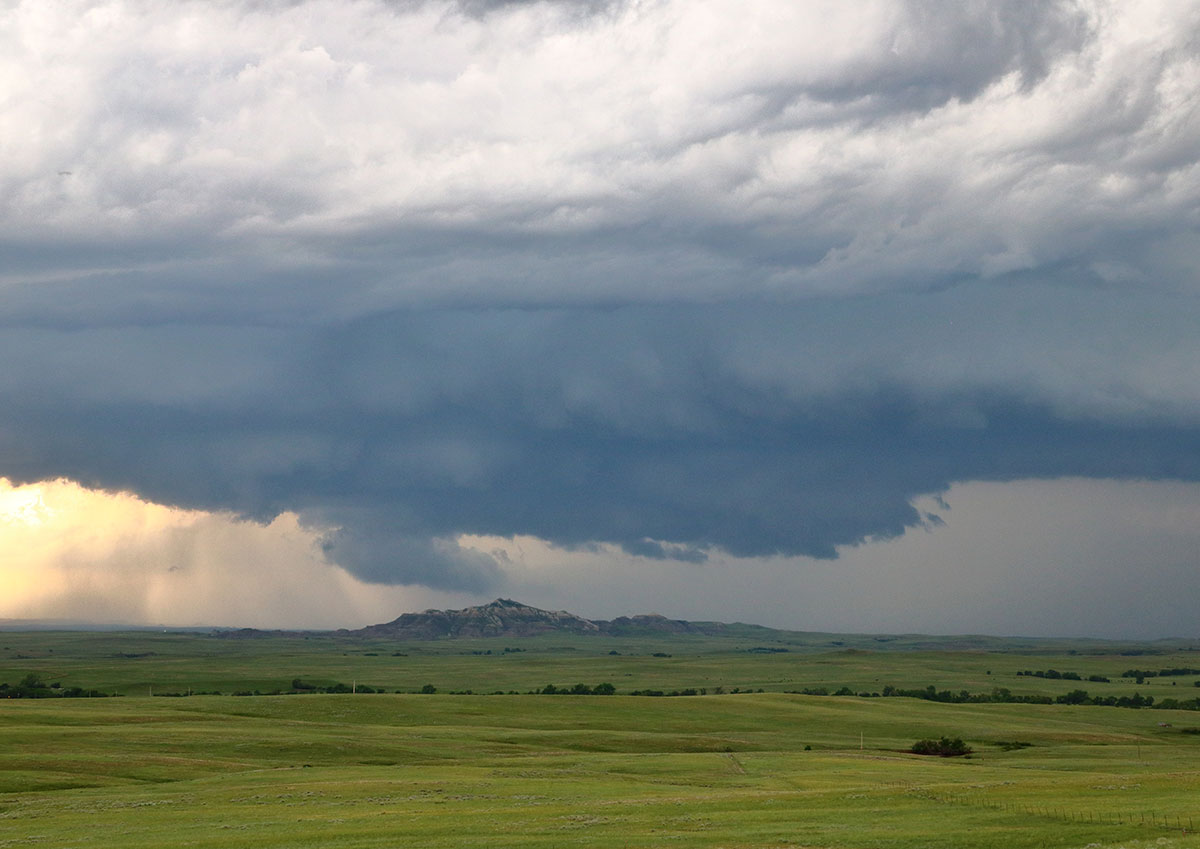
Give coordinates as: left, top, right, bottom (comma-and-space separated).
205, 601, 1197, 652
344, 598, 733, 640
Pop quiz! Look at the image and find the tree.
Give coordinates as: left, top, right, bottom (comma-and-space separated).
911, 737, 972, 757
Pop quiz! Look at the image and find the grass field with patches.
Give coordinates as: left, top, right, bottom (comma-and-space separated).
3, 629, 1199, 699
3, 631, 1200, 847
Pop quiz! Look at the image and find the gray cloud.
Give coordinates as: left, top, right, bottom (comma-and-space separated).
1, 1, 1199, 596
3, 284, 1200, 589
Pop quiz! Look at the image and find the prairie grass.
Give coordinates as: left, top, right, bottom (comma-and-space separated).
2, 631, 1199, 847
3, 692, 1200, 847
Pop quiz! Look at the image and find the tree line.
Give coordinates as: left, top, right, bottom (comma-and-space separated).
785, 683, 1200, 711
0, 674, 112, 699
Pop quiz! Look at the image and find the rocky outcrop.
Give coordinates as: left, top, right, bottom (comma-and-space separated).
351, 598, 602, 639
599, 613, 727, 636
216, 598, 741, 640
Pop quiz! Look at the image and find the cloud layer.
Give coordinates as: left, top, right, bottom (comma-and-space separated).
3, 286, 1199, 591
2, 1, 1199, 618
5, 0, 1197, 312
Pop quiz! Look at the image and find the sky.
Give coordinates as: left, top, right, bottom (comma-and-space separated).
1, 0, 1199, 637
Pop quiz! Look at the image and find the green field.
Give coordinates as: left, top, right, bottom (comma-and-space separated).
3, 630, 1200, 848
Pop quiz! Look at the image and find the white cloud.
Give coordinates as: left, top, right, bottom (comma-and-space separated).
2, 0, 1196, 302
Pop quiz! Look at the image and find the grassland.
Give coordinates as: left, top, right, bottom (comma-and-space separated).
3, 629, 1200, 848
4, 628, 1199, 699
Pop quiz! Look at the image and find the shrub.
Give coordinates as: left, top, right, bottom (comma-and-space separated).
911, 737, 973, 757
1056, 689, 1091, 705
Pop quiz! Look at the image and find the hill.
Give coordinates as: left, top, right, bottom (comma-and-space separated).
345, 598, 736, 640
207, 599, 1196, 651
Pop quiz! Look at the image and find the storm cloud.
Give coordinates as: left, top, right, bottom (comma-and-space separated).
2, 1, 1199, 600
4, 286, 1200, 591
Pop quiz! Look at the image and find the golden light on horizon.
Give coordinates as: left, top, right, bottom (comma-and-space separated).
0, 477, 443, 628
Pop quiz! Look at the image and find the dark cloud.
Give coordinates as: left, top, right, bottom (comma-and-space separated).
315, 514, 503, 591
2, 283, 1199, 589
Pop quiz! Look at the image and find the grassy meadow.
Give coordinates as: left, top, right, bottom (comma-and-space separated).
3, 629, 1200, 848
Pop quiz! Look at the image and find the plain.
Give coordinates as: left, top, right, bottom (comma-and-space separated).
2, 629, 1200, 848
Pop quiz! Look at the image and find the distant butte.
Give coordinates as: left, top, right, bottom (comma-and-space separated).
344, 598, 730, 640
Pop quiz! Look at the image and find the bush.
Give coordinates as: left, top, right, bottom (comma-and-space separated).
911, 737, 973, 757
1056, 689, 1091, 705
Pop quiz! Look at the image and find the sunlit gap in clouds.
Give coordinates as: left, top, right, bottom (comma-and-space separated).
0, 478, 464, 629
